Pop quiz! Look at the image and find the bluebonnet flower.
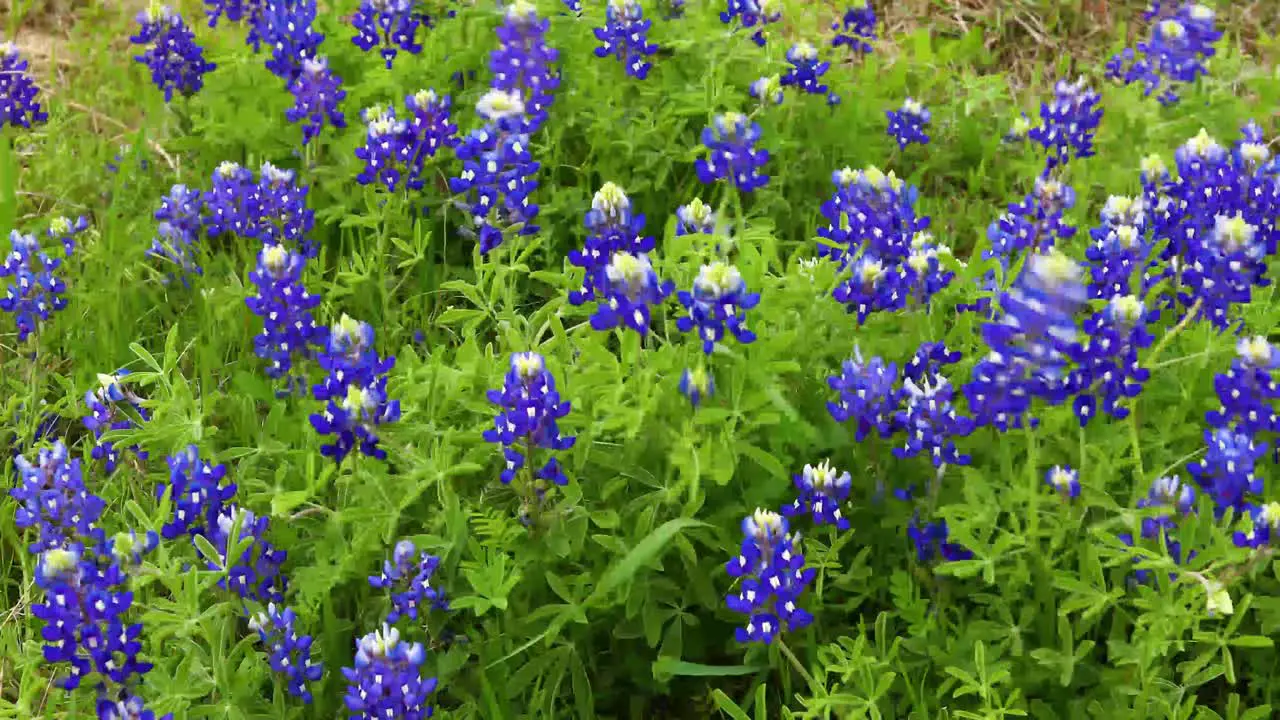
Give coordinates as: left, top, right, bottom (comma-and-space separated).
587, 251, 674, 336
831, 0, 875, 54
147, 184, 205, 283
355, 90, 458, 193
1206, 336, 1280, 438
886, 98, 930, 149
82, 371, 150, 474
287, 56, 346, 145
490, 0, 560, 135
594, 0, 659, 79
695, 112, 770, 192
907, 515, 972, 562
1069, 294, 1156, 425
1106, 2, 1221, 105
206, 504, 288, 603
311, 315, 400, 462
679, 365, 714, 407
96, 689, 171, 720
204, 0, 268, 49
675, 197, 718, 236
964, 250, 1087, 430
205, 161, 318, 257
448, 89, 541, 253
676, 261, 761, 354
1085, 194, 1151, 299
781, 42, 829, 96
720, 0, 781, 47
725, 509, 815, 643
1028, 78, 1103, 168
32, 541, 158, 691
1188, 427, 1267, 517
782, 460, 852, 529
1, 229, 69, 341
1232, 501, 1280, 549
47, 216, 88, 257
903, 341, 962, 384
0, 42, 47, 128
569, 183, 654, 304
259, 0, 323, 83
1120, 474, 1197, 583
978, 176, 1079, 298
130, 6, 216, 102
748, 74, 784, 106
10, 440, 105, 553
561, 0, 583, 15
157, 445, 237, 540
342, 625, 438, 720
249, 604, 323, 703
369, 539, 447, 623
351, 0, 429, 69
893, 374, 974, 467
1045, 465, 1081, 499
827, 348, 900, 441
483, 352, 576, 488
245, 244, 327, 381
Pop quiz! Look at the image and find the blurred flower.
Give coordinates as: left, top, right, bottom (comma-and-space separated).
10, 440, 105, 553
1188, 427, 1266, 517
831, 0, 875, 54
47, 216, 88, 257
342, 625, 437, 720
893, 374, 975, 467
886, 97, 930, 149
748, 74, 784, 106
0, 42, 47, 128
259, 0, 323, 83
594, 0, 659, 79
1068, 294, 1156, 425
720, 0, 781, 46
490, 0, 560, 135
369, 539, 448, 623
1106, 1, 1222, 105
1206, 336, 1280, 438
249, 604, 323, 703
1044, 465, 1081, 499
147, 184, 205, 284
907, 515, 971, 562
827, 348, 900, 441
351, 0, 431, 68
206, 504, 288, 603
1, 230, 69, 341
82, 370, 150, 474
781, 42, 829, 96
1029, 78, 1102, 167
676, 261, 761, 354
679, 365, 714, 407
130, 6, 216, 102
204, 0, 269, 49
782, 460, 852, 529
695, 112, 770, 192
287, 56, 347, 145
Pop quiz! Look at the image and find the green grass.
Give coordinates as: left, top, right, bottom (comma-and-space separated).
4, 1, 1280, 718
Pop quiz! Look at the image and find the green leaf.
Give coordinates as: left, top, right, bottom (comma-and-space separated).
1228, 635, 1274, 649
587, 518, 706, 606
651, 657, 764, 680
710, 690, 751, 720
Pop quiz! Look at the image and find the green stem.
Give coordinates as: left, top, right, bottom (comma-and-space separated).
776, 636, 819, 692
1025, 425, 1039, 538
1127, 409, 1145, 481
1144, 297, 1203, 370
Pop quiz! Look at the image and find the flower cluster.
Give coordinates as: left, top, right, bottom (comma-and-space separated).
827, 348, 900, 441
259, 0, 324, 83
781, 42, 830, 98
720, 0, 781, 47
1188, 427, 1267, 518
81, 370, 151, 474
907, 515, 972, 562
1, 229, 70, 341
130, 6, 216, 102
1142, 126, 1277, 330
490, 0, 560, 135
286, 57, 347, 145
569, 183, 656, 305
588, 251, 674, 336
893, 374, 975, 468
817, 167, 952, 322
676, 261, 761, 354
1120, 474, 1197, 584
483, 352, 576, 494
249, 604, 324, 703
0, 42, 47, 128
355, 90, 459, 194
1106, 1, 1222, 105
832, 1, 875, 54
448, 89, 542, 253
725, 510, 815, 643
1206, 336, 1280, 439
695, 112, 770, 192
148, 184, 206, 283
369, 539, 447, 623
245, 244, 327, 382
342, 625, 438, 720
310, 315, 401, 463
10, 440, 105, 553
204, 0, 269, 49
351, 0, 435, 69
1027, 78, 1103, 168
594, 0, 659, 80
886, 98, 930, 149
205, 161, 318, 257
782, 460, 852, 529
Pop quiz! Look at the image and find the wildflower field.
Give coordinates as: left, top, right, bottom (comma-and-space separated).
5, 0, 1280, 717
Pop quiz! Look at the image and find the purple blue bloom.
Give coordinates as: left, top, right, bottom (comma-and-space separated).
1, 229, 69, 341
355, 90, 459, 193
1106, 2, 1222, 105
10, 440, 105, 553
831, 1, 875, 54
130, 6, 216, 102
1045, 465, 1081, 499
245, 244, 327, 382
1028, 78, 1103, 168
569, 182, 654, 305
720, 0, 781, 46
781, 42, 829, 96
342, 625, 438, 720
907, 515, 972, 562
249, 604, 323, 704
679, 365, 714, 407
47, 216, 88, 257
147, 184, 205, 283
310, 315, 400, 463
827, 348, 900, 442
594, 0, 659, 79
287, 56, 347, 145
695, 112, 770, 192
676, 261, 761, 354
0, 42, 47, 128
369, 539, 448, 623
483, 352, 576, 489
782, 460, 852, 529
81, 371, 151, 474
886, 98, 930, 149
725, 509, 815, 643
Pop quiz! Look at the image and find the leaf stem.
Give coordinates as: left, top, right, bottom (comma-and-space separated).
776, 636, 819, 691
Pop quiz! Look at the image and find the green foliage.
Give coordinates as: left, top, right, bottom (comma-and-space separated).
3, 1, 1280, 719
